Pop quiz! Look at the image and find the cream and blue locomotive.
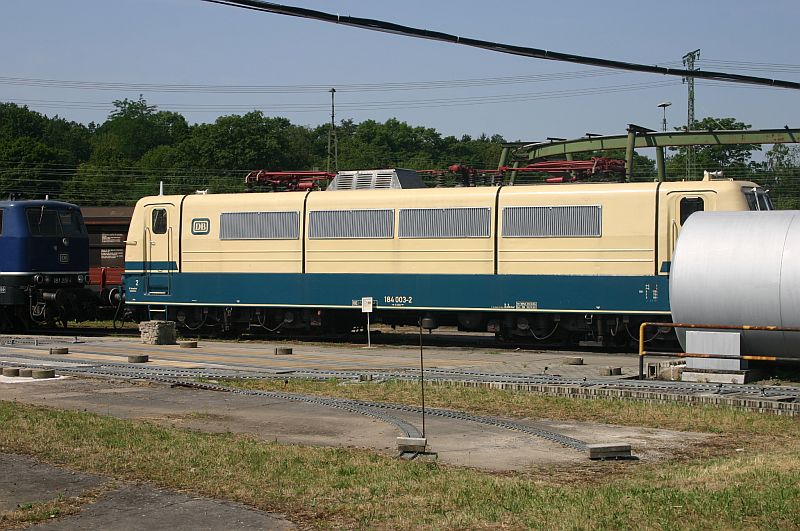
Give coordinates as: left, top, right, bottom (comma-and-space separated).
122, 170, 771, 345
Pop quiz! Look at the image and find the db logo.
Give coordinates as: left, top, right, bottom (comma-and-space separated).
191, 218, 210, 235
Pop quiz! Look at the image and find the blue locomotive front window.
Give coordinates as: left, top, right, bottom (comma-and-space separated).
26, 207, 86, 237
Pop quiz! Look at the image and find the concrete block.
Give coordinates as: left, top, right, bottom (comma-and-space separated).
179, 341, 198, 348
686, 331, 745, 371
138, 321, 177, 345
681, 369, 748, 385
396, 437, 427, 453
587, 443, 632, 460
31, 369, 56, 379
564, 357, 584, 365
19, 368, 32, 378
128, 355, 149, 364
274, 347, 293, 355
2, 368, 19, 377
600, 367, 622, 376
49, 347, 69, 355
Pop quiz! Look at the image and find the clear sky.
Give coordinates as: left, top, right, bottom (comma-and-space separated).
2, 0, 798, 143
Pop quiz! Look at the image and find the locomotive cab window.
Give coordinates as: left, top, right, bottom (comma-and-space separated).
742, 187, 774, 211
26, 207, 86, 237
152, 209, 167, 234
679, 197, 704, 225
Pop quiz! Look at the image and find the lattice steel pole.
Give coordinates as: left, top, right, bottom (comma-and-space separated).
683, 49, 700, 178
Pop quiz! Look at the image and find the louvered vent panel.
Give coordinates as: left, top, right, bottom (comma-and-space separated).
309, 209, 394, 239
399, 207, 491, 239
502, 205, 602, 238
375, 173, 394, 188
336, 174, 354, 189
355, 173, 374, 189
220, 211, 300, 240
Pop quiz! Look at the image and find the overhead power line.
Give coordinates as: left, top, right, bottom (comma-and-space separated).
0, 69, 625, 94
199, 0, 800, 90
5, 80, 682, 114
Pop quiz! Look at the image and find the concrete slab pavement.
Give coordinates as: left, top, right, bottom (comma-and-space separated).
0, 453, 295, 530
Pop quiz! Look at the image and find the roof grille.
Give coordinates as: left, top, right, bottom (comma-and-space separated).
326, 169, 426, 191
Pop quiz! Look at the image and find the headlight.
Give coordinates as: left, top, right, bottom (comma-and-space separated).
44, 275, 51, 284
77, 275, 85, 284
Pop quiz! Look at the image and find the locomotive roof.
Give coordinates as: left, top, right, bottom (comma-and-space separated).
0, 199, 80, 209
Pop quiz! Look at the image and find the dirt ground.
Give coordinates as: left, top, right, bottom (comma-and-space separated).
0, 373, 718, 530
0, 375, 710, 471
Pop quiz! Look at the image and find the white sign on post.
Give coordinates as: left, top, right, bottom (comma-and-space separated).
361, 297, 373, 313
362, 297, 374, 348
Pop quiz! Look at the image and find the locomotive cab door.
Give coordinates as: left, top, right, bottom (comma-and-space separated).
658, 191, 716, 275
143, 203, 177, 295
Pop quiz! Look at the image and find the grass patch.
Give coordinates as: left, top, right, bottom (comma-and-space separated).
0, 485, 112, 529
217, 378, 800, 438
1, 397, 799, 529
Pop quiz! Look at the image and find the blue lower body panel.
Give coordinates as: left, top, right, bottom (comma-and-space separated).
123, 272, 669, 314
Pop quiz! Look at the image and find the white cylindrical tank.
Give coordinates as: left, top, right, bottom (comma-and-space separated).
669, 210, 800, 357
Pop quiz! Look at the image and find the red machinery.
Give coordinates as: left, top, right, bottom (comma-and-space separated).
499, 157, 626, 182
245, 171, 335, 191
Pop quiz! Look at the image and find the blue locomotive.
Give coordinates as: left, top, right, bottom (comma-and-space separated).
0, 199, 94, 329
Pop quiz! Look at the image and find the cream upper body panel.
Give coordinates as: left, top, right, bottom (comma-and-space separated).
126, 179, 756, 277
125, 195, 184, 270
498, 182, 658, 276
655, 180, 754, 272
181, 192, 307, 273
305, 187, 497, 274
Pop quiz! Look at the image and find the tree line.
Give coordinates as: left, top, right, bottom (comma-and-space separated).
1, 98, 798, 208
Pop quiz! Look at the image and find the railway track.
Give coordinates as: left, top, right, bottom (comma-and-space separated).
4, 324, 666, 353
1, 349, 798, 405
0, 352, 592, 455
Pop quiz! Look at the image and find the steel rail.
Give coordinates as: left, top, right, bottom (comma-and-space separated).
2, 349, 799, 399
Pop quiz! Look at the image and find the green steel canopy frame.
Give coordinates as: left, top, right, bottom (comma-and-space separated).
499, 125, 800, 182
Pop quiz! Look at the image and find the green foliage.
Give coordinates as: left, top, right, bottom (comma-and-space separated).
757, 144, 800, 209
0, 103, 92, 198
2, 101, 799, 208
667, 117, 761, 180
91, 96, 189, 164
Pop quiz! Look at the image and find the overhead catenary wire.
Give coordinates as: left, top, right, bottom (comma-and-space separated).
0, 69, 627, 94
199, 0, 800, 90
5, 80, 682, 114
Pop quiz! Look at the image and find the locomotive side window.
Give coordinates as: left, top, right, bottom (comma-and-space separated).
152, 209, 167, 234
679, 197, 704, 225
